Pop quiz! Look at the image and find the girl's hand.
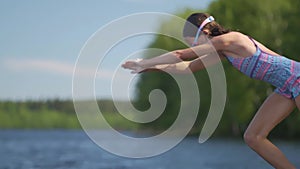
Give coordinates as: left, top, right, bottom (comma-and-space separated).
122, 58, 146, 74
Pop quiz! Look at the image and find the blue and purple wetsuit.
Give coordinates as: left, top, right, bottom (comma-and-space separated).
226, 37, 300, 99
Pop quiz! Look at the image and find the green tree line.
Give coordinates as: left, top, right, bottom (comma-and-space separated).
0, 99, 138, 130
0, 99, 78, 129
134, 0, 300, 139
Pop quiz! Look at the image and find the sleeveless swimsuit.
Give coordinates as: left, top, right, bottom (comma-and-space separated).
226, 37, 300, 99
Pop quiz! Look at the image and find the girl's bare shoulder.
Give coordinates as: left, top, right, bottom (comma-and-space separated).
210, 31, 246, 50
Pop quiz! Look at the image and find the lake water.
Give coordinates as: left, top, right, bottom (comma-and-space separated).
0, 130, 299, 169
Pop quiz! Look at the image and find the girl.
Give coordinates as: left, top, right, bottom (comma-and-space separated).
122, 13, 299, 169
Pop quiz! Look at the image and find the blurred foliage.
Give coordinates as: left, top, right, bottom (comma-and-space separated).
0, 100, 138, 130
134, 0, 300, 138
0, 100, 79, 129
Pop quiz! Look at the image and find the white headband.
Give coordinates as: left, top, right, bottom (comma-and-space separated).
192, 16, 215, 46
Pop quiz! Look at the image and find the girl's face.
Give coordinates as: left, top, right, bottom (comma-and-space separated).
184, 29, 210, 47
184, 36, 196, 47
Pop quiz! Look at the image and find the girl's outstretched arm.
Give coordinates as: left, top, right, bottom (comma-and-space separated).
150, 52, 224, 73
122, 52, 224, 74
122, 43, 217, 70
121, 50, 187, 73
136, 49, 190, 68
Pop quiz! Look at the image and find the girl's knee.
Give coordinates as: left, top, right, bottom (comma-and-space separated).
243, 130, 266, 148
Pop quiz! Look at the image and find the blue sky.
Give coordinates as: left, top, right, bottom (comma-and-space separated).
0, 0, 212, 101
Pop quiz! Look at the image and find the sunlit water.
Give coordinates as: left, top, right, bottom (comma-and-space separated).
0, 130, 299, 169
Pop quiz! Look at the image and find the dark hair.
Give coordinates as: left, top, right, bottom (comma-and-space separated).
183, 13, 230, 37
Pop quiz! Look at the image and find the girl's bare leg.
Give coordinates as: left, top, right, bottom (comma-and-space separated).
293, 94, 300, 114
244, 92, 296, 169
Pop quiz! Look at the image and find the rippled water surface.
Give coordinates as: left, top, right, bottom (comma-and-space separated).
0, 130, 299, 169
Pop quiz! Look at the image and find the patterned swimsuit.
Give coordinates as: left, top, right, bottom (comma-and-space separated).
226, 37, 300, 99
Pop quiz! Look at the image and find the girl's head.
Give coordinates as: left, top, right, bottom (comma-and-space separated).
183, 13, 230, 46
